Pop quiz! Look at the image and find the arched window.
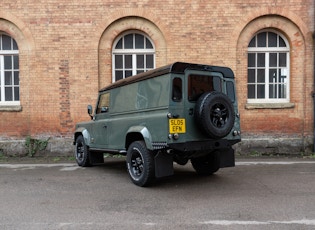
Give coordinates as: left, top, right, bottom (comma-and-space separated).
0, 33, 19, 104
247, 31, 290, 103
112, 32, 155, 82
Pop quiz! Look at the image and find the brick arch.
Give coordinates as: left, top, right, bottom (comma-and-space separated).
0, 11, 35, 51
236, 16, 306, 52
231, 7, 310, 48
98, 16, 167, 89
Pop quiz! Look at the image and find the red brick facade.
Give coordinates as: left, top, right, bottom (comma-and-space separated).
0, 1, 314, 153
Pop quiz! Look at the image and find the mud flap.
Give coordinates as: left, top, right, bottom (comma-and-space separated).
154, 151, 174, 178
219, 148, 235, 168
90, 152, 105, 165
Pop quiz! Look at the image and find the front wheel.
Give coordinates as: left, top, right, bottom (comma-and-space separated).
126, 141, 155, 187
75, 135, 91, 167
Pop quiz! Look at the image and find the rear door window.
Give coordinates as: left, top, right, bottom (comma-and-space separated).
188, 73, 222, 101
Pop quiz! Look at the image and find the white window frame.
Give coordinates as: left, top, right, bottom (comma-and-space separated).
247, 30, 290, 104
0, 34, 20, 106
112, 31, 155, 82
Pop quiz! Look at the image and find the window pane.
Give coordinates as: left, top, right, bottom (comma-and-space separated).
115, 55, 123, 68
14, 72, 19, 85
115, 38, 123, 49
247, 85, 255, 98
125, 55, 132, 68
2, 35, 11, 50
125, 70, 132, 78
247, 69, 255, 83
279, 37, 286, 47
279, 53, 286, 67
4, 56, 12, 69
257, 32, 266, 47
269, 53, 277, 67
5, 87, 13, 101
146, 38, 153, 49
268, 32, 277, 47
278, 83, 286, 98
279, 71, 286, 82
135, 34, 144, 49
137, 70, 144, 74
257, 53, 265, 67
124, 34, 133, 49
14, 55, 19, 69
269, 84, 277, 99
5, 71, 12, 85
14, 87, 19, 100
248, 53, 256, 67
257, 69, 265, 83
12, 39, 18, 50
137, 55, 144, 68
269, 69, 277, 83
115, 71, 123, 81
280, 68, 288, 79
257, 85, 265, 98
146, 55, 153, 68
248, 37, 256, 47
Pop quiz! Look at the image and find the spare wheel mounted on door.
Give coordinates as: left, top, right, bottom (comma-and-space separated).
195, 91, 235, 139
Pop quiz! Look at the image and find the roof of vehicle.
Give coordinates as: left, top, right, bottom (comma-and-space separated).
100, 62, 235, 92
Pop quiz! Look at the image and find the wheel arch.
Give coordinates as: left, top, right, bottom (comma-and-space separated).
74, 127, 91, 146
125, 126, 153, 150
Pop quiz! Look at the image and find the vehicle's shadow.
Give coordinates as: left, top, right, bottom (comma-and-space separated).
93, 157, 230, 188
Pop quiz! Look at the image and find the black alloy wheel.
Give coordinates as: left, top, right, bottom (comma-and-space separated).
126, 141, 155, 187
75, 135, 91, 167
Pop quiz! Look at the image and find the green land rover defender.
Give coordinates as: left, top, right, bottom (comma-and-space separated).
74, 62, 241, 186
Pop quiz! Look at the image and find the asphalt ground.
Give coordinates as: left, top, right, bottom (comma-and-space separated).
0, 156, 315, 230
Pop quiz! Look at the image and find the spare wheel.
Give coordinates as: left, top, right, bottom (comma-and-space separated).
195, 91, 235, 139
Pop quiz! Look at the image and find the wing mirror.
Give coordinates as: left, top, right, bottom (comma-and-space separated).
87, 105, 93, 120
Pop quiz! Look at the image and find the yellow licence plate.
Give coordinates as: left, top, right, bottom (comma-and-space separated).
169, 119, 186, 134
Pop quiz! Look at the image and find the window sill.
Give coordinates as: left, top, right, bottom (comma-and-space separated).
245, 103, 295, 110
0, 105, 22, 112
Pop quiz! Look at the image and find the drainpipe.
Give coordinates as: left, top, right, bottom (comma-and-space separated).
313, 30, 315, 152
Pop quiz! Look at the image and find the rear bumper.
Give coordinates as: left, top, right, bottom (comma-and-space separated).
168, 138, 240, 152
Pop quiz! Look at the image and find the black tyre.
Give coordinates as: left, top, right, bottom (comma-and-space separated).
191, 152, 220, 176
74, 135, 91, 167
126, 141, 155, 187
195, 91, 235, 139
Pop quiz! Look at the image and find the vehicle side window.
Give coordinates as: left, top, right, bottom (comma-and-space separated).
172, 77, 182, 101
96, 93, 110, 114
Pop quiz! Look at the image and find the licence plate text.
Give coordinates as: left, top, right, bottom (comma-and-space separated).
169, 119, 186, 133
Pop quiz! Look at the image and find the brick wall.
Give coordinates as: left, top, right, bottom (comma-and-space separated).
0, 0, 314, 151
